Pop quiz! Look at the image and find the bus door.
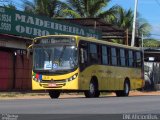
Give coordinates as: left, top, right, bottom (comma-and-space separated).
79, 41, 89, 89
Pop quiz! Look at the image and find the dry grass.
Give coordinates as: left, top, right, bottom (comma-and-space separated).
0, 91, 159, 100
0, 92, 48, 99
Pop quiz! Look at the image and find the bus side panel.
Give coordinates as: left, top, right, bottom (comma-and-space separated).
78, 65, 144, 91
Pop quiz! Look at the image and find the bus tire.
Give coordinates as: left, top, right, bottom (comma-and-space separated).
84, 80, 100, 98
115, 91, 122, 97
48, 90, 61, 99
95, 91, 100, 97
116, 80, 130, 97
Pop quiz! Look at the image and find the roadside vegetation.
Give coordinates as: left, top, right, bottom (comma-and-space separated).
0, 92, 48, 98
143, 39, 160, 47
5, 0, 152, 42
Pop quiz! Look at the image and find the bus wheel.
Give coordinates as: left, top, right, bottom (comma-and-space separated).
48, 90, 61, 99
115, 91, 122, 97
116, 81, 130, 97
84, 80, 100, 98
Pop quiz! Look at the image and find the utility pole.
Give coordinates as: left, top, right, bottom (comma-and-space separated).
131, 0, 138, 47
141, 33, 144, 63
141, 33, 144, 48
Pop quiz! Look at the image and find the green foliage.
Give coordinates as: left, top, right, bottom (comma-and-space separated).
62, 0, 119, 19
22, 0, 152, 45
110, 7, 133, 31
111, 7, 151, 38
3, 3, 16, 10
110, 39, 123, 44
142, 39, 160, 47
23, 0, 68, 18
138, 18, 152, 37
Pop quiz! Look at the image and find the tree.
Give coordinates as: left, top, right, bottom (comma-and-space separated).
61, 0, 119, 19
110, 7, 133, 31
23, 0, 68, 18
142, 39, 160, 47
3, 3, 16, 10
137, 18, 151, 37
111, 7, 151, 37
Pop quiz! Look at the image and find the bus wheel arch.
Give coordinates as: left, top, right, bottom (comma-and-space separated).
116, 78, 130, 97
84, 76, 100, 98
124, 78, 130, 96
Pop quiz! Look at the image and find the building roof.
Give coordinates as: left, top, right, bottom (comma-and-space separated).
144, 47, 160, 62
56, 18, 129, 40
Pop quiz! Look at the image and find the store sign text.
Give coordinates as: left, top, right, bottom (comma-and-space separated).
0, 6, 101, 39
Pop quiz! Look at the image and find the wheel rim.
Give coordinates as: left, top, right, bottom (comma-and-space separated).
125, 83, 129, 94
90, 83, 95, 94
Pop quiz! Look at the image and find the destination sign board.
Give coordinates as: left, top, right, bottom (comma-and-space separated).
34, 37, 76, 44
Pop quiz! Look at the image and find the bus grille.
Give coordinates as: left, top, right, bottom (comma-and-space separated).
42, 80, 66, 83
40, 79, 66, 88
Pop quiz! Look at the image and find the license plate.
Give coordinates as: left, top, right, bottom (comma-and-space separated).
48, 83, 57, 87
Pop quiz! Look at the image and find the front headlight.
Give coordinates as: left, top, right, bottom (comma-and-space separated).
32, 76, 35, 80
32, 73, 42, 83
66, 73, 78, 82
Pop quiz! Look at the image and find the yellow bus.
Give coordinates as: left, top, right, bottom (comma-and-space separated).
29, 35, 144, 98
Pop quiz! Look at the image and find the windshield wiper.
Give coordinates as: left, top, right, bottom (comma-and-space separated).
41, 46, 52, 61
57, 46, 66, 62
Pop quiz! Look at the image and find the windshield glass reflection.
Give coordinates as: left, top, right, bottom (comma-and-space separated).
33, 45, 78, 73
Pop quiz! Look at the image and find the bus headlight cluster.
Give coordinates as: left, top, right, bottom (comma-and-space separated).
32, 75, 35, 80
32, 75, 42, 83
66, 73, 78, 82
33, 76, 37, 81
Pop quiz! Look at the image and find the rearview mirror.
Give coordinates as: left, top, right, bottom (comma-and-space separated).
27, 45, 33, 59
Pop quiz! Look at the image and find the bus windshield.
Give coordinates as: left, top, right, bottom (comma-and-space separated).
33, 45, 78, 74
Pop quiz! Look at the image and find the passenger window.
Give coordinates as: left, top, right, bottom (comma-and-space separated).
111, 47, 117, 65
128, 50, 134, 67
89, 44, 98, 64
120, 49, 126, 66
102, 46, 108, 65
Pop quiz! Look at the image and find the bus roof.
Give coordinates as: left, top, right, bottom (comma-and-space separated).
33, 35, 141, 51
78, 36, 141, 51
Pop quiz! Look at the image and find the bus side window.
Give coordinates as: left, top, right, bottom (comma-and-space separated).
107, 47, 111, 65
125, 50, 129, 66
101, 45, 108, 65
111, 47, 117, 66
128, 50, 134, 67
133, 51, 137, 67
117, 48, 120, 66
120, 49, 126, 66
98, 44, 102, 64
89, 43, 98, 64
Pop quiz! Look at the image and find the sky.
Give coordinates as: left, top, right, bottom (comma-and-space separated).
109, 0, 160, 39
1, 0, 160, 39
